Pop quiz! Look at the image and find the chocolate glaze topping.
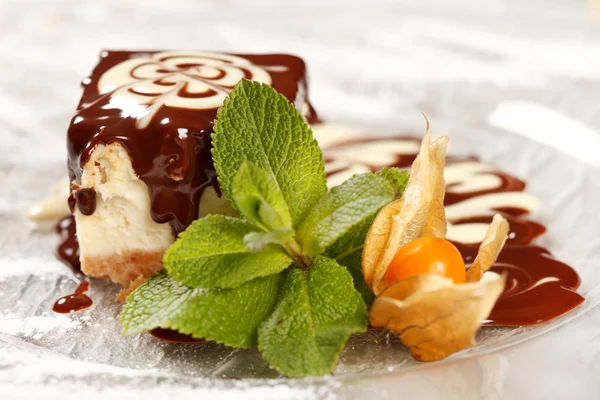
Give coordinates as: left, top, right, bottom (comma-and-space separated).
324, 136, 584, 326
52, 280, 93, 314
74, 188, 96, 216
68, 51, 318, 233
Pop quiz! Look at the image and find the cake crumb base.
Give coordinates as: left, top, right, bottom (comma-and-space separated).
81, 250, 164, 302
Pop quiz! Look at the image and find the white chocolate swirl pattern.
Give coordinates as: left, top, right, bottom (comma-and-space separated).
315, 132, 540, 244
97, 51, 285, 129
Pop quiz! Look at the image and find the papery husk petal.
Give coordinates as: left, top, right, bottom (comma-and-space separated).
369, 273, 506, 361
466, 214, 510, 282
362, 120, 451, 295
362, 199, 403, 292
421, 136, 449, 239
363, 131, 431, 295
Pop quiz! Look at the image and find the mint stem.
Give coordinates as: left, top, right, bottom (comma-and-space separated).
286, 239, 311, 268
335, 244, 364, 261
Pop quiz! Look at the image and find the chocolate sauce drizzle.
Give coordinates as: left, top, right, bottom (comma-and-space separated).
74, 188, 96, 216
324, 137, 584, 326
54, 216, 94, 313
67, 51, 318, 234
55, 215, 81, 272
454, 243, 583, 325
52, 280, 93, 314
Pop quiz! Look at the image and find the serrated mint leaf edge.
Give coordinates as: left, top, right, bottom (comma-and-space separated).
121, 271, 283, 349
257, 257, 368, 377
164, 214, 291, 289
297, 173, 396, 257
375, 167, 410, 196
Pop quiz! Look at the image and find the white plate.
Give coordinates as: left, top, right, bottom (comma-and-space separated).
2, 1, 600, 398
2, 108, 600, 398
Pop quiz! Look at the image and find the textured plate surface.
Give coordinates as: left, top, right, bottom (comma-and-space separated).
1, 0, 600, 398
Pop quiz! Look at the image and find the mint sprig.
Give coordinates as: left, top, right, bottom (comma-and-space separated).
325, 216, 378, 306
121, 80, 409, 377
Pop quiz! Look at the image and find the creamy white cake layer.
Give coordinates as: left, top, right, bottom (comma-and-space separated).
75, 144, 174, 259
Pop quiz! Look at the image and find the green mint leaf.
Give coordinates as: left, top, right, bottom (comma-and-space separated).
258, 256, 367, 377
374, 167, 409, 195
121, 271, 282, 348
336, 251, 375, 307
212, 80, 327, 227
324, 214, 373, 260
231, 161, 292, 231
164, 215, 291, 289
244, 229, 295, 253
322, 169, 408, 305
297, 173, 396, 257
325, 216, 376, 306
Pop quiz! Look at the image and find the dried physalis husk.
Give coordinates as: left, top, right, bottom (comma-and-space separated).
369, 272, 506, 361
363, 117, 511, 362
466, 214, 510, 282
369, 215, 510, 361
362, 118, 449, 295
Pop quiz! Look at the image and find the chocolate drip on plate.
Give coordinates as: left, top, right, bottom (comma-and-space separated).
445, 171, 526, 206
55, 215, 81, 272
52, 281, 93, 314
450, 215, 546, 246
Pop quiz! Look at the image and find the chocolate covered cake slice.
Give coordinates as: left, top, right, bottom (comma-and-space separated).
67, 51, 318, 299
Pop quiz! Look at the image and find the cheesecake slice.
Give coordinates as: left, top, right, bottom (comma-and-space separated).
67, 51, 318, 299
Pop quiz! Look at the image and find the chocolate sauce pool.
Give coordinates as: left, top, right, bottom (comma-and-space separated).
454, 243, 583, 325
55, 215, 81, 272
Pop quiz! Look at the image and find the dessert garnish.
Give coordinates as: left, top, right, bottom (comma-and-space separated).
362, 121, 510, 361
323, 136, 585, 326
52, 281, 93, 314
121, 80, 408, 377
